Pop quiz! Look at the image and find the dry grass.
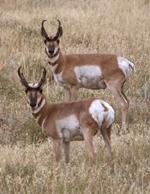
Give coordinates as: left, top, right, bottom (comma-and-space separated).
0, 0, 150, 193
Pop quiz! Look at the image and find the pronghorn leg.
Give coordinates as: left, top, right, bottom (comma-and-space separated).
81, 127, 96, 163
101, 125, 114, 172
101, 126, 113, 161
52, 139, 62, 162
70, 86, 79, 101
63, 141, 70, 163
107, 82, 129, 132
121, 82, 129, 108
64, 86, 71, 101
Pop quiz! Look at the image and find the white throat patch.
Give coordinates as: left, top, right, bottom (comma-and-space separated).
49, 53, 60, 64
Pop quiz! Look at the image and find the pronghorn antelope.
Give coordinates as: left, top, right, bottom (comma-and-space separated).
18, 67, 115, 163
41, 19, 135, 132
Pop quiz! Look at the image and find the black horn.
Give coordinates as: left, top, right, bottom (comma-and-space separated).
41, 20, 49, 40
53, 19, 63, 40
37, 67, 47, 88
18, 66, 29, 88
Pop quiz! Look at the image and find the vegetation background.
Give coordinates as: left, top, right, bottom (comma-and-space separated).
0, 0, 150, 193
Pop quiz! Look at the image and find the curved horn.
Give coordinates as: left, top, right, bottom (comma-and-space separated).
53, 19, 63, 40
18, 66, 29, 88
41, 20, 49, 39
37, 67, 47, 88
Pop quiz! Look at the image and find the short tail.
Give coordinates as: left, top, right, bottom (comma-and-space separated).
128, 60, 136, 72
117, 56, 136, 79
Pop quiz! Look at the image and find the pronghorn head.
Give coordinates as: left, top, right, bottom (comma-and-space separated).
41, 19, 63, 58
18, 67, 46, 109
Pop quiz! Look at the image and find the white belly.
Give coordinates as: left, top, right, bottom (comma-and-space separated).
56, 114, 82, 141
74, 65, 106, 89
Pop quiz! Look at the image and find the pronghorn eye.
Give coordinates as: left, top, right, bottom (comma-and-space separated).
25, 89, 28, 93
39, 89, 43, 93
44, 39, 47, 44
57, 39, 60, 44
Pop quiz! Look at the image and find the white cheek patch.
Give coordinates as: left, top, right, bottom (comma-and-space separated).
74, 65, 104, 89
89, 99, 115, 128
32, 98, 46, 114
54, 47, 59, 55
117, 56, 135, 79
35, 96, 42, 109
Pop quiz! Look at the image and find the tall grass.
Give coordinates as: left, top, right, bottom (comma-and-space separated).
0, 0, 150, 193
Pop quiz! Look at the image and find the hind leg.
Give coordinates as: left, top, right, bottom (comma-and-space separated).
106, 80, 129, 132
101, 126, 113, 161
81, 127, 96, 163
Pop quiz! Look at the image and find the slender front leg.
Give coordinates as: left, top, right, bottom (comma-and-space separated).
64, 86, 71, 101
70, 86, 79, 101
63, 141, 70, 163
101, 126, 113, 162
52, 139, 62, 162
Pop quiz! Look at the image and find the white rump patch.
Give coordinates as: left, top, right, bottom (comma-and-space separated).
89, 99, 115, 128
74, 65, 105, 89
117, 56, 135, 79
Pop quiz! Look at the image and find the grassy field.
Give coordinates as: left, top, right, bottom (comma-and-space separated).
0, 0, 150, 193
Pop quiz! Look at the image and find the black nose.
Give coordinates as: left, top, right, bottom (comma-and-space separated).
48, 49, 54, 55
30, 103, 36, 107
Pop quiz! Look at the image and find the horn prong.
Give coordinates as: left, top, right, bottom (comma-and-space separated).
53, 19, 63, 40
37, 67, 47, 88
18, 66, 29, 88
41, 20, 49, 39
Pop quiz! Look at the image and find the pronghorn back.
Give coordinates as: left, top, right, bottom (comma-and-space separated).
41, 19, 135, 132
18, 66, 115, 163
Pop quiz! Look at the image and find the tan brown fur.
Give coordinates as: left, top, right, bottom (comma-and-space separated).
18, 66, 115, 163
41, 20, 135, 132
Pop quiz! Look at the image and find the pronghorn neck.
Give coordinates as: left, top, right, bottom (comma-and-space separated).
46, 48, 60, 66
48, 51, 64, 74
31, 96, 49, 132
